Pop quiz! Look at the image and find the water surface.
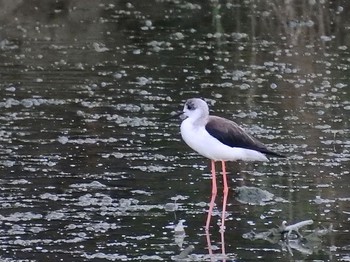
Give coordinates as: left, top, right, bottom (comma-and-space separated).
0, 0, 349, 261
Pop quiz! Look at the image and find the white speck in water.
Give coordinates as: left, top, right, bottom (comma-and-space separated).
21, 99, 34, 108
6, 86, 16, 92
164, 203, 178, 212
113, 72, 123, 79
270, 83, 277, 89
173, 32, 184, 40
239, 83, 250, 90
145, 20, 152, 27
93, 42, 109, 52
57, 136, 69, 144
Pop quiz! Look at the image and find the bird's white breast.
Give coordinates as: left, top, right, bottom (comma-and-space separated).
180, 118, 268, 162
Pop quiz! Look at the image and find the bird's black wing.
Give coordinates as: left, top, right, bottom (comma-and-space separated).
205, 116, 285, 157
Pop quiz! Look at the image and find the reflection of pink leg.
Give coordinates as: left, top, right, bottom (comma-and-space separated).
206, 160, 217, 231
205, 229, 213, 257
220, 228, 226, 259
207, 224, 226, 261
221, 161, 229, 232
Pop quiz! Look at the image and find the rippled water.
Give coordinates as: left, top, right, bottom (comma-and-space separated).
0, 0, 349, 261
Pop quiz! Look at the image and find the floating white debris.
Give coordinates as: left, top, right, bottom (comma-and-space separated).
131, 190, 152, 196
270, 83, 277, 89
113, 72, 123, 79
173, 32, 184, 40
0, 98, 65, 108
70, 181, 107, 189
136, 76, 151, 86
115, 103, 141, 112
320, 35, 332, 42
171, 195, 188, 201
145, 20, 152, 27
164, 203, 178, 212
239, 83, 250, 90
130, 165, 175, 172
0, 212, 43, 222
0, 39, 19, 50
59, 137, 117, 145
40, 193, 59, 201
5, 86, 16, 92
57, 136, 69, 144
46, 211, 65, 221
119, 198, 132, 208
10, 179, 30, 185
3, 160, 15, 167
132, 49, 141, 55
93, 42, 109, 52
82, 253, 127, 260
174, 220, 186, 236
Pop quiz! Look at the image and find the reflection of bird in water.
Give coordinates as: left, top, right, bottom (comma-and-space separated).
169, 98, 285, 231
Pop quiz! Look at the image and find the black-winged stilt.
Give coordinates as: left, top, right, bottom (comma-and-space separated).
168, 98, 285, 231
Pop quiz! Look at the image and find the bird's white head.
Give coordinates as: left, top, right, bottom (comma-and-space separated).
182, 98, 209, 122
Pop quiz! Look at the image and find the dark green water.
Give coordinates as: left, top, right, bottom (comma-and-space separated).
0, 0, 349, 261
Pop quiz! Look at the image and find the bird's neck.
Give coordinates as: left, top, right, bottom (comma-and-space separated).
191, 114, 208, 127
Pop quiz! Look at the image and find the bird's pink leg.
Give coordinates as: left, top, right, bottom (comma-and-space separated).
206, 160, 217, 231
221, 160, 229, 232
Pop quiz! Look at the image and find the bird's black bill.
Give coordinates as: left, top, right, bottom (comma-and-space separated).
160, 111, 184, 121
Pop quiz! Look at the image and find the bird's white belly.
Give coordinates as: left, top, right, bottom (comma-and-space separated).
180, 120, 268, 162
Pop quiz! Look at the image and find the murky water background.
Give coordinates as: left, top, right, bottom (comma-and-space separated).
0, 0, 349, 261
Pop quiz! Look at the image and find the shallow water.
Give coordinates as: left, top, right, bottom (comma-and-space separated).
0, 0, 349, 261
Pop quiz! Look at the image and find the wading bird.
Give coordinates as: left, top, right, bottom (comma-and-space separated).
168, 98, 285, 231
